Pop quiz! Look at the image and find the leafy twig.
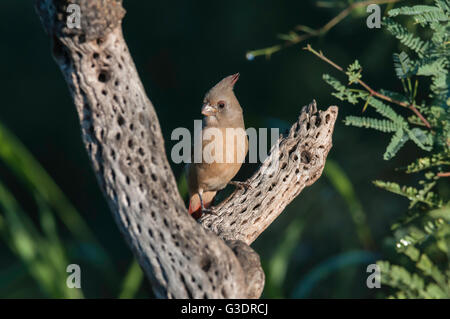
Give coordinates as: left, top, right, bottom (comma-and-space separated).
303, 44, 431, 128
246, 0, 401, 60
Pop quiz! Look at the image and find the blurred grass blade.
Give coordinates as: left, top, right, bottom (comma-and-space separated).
265, 217, 306, 298
324, 159, 374, 249
34, 195, 79, 297
118, 259, 144, 298
0, 122, 117, 279
177, 170, 188, 200
291, 250, 379, 298
0, 181, 83, 298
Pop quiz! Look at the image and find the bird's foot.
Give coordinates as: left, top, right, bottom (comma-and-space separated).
201, 207, 217, 216
229, 180, 252, 190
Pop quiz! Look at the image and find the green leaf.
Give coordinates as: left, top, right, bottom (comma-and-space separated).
384, 18, 430, 57
379, 89, 409, 104
393, 52, 415, 79
344, 116, 399, 133
377, 261, 427, 298
345, 60, 362, 84
407, 127, 433, 151
384, 129, 409, 160
388, 5, 448, 25
404, 152, 450, 173
373, 180, 441, 207
368, 98, 406, 125
323, 74, 368, 104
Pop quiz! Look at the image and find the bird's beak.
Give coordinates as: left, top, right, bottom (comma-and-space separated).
201, 104, 217, 117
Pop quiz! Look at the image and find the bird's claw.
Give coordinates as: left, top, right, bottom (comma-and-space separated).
201, 207, 217, 216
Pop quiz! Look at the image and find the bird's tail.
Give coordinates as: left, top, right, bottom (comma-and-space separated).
188, 191, 216, 219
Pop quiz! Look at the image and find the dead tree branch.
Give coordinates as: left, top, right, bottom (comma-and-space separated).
200, 102, 337, 244
34, 0, 338, 299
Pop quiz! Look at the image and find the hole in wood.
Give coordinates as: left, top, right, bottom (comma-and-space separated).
301, 151, 311, 164
98, 70, 110, 83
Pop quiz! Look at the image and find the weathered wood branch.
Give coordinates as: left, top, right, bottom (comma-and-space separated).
34, 0, 337, 299
200, 102, 337, 244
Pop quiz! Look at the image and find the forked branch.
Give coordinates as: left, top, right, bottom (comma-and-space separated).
200, 102, 337, 244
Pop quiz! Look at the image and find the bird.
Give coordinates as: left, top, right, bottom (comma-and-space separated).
187, 73, 248, 219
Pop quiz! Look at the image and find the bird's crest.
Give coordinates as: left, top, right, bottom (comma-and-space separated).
210, 73, 240, 94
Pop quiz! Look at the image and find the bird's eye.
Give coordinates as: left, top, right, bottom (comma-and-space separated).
218, 101, 225, 109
